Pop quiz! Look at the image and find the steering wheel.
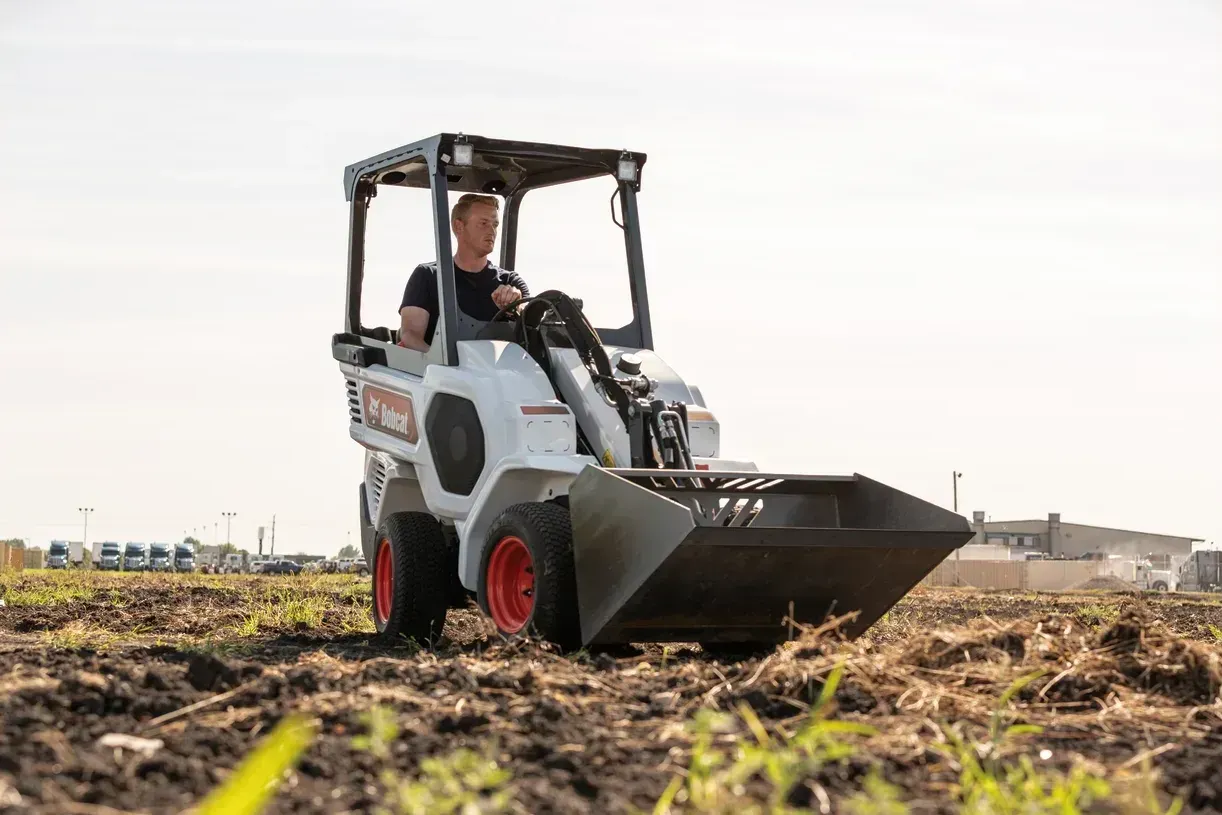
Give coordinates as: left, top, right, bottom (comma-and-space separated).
489, 299, 523, 323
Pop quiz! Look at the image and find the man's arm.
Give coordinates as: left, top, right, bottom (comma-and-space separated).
398, 264, 437, 351
398, 306, 430, 351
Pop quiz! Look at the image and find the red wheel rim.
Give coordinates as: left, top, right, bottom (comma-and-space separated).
374, 538, 393, 625
486, 536, 534, 633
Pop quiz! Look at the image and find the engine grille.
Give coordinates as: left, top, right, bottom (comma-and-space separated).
369, 458, 387, 515
346, 378, 362, 424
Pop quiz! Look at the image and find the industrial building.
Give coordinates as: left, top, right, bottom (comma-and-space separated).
969, 511, 1202, 560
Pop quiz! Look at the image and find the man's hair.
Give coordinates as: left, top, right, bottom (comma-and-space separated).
451, 193, 499, 223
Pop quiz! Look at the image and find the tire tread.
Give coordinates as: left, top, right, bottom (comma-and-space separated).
480, 501, 581, 650
376, 512, 450, 645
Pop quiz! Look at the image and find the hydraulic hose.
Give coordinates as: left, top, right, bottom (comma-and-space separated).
517, 290, 635, 427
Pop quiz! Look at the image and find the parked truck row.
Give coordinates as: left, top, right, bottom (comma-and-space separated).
45, 540, 197, 572
44, 546, 333, 575
43, 541, 365, 577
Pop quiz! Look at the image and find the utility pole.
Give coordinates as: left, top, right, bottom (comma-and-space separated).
78, 507, 94, 548
222, 512, 237, 547
270, 514, 276, 556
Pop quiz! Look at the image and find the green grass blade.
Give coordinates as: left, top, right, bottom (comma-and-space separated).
195, 714, 317, 815
815, 661, 846, 714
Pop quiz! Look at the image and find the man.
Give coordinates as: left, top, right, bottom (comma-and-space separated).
397, 193, 528, 351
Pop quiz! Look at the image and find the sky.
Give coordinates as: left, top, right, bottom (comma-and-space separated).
0, 0, 1218, 556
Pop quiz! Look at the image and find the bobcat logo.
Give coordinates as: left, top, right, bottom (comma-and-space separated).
361, 385, 419, 444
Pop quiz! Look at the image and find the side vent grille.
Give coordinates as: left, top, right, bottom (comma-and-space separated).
369, 458, 387, 514
346, 379, 362, 424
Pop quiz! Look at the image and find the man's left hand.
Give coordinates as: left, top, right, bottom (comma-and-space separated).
492, 284, 522, 310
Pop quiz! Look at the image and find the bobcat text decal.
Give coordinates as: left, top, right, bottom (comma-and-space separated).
362, 385, 419, 444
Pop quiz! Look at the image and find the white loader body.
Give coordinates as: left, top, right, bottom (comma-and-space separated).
343, 339, 732, 593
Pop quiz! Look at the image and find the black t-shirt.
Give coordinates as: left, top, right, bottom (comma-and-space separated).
399, 260, 530, 345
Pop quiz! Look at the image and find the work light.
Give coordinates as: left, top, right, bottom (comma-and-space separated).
617, 157, 637, 182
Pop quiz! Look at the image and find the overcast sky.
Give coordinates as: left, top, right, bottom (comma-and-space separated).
1, 0, 1218, 556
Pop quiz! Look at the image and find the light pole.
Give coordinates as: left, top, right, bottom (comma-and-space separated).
222, 512, 237, 547
78, 507, 94, 548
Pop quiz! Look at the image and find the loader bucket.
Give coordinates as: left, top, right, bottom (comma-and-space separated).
567, 466, 974, 647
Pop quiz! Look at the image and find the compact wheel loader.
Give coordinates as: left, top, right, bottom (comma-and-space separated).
333, 132, 973, 651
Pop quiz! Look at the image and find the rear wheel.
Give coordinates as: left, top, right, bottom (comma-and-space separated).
478, 502, 581, 650
1153, 580, 1169, 592
372, 512, 451, 646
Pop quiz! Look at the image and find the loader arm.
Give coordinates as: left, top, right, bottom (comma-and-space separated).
489, 290, 974, 646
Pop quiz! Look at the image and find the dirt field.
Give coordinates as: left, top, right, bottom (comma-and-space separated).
3, 571, 1221, 814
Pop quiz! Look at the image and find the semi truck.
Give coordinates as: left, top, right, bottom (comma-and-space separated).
96, 541, 121, 571
46, 541, 85, 569
1177, 551, 1222, 593
174, 543, 196, 572
148, 543, 172, 571
123, 542, 147, 571
1134, 559, 1177, 591
47, 541, 71, 569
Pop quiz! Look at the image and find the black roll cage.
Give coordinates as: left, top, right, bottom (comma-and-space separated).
332, 133, 653, 375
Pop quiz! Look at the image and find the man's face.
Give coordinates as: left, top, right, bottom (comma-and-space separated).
454, 203, 499, 255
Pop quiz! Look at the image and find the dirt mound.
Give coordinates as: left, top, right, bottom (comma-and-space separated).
1066, 574, 1141, 593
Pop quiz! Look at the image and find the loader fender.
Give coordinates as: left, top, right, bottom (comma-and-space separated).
454, 454, 593, 591
367, 454, 430, 535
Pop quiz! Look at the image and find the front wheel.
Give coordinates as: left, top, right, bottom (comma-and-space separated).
372, 512, 451, 646
478, 502, 581, 651
1153, 581, 1169, 592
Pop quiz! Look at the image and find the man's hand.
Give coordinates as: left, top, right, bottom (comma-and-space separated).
492, 284, 522, 311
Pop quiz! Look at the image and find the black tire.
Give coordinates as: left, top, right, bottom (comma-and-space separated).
441, 525, 473, 609
372, 512, 451, 646
478, 502, 581, 650
1153, 581, 1168, 592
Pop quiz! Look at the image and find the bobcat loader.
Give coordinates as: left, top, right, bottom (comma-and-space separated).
333, 133, 972, 650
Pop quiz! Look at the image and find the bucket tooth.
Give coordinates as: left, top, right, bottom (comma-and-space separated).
567, 466, 974, 646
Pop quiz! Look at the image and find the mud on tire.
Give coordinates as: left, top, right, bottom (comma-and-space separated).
372, 512, 450, 646
478, 501, 581, 651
